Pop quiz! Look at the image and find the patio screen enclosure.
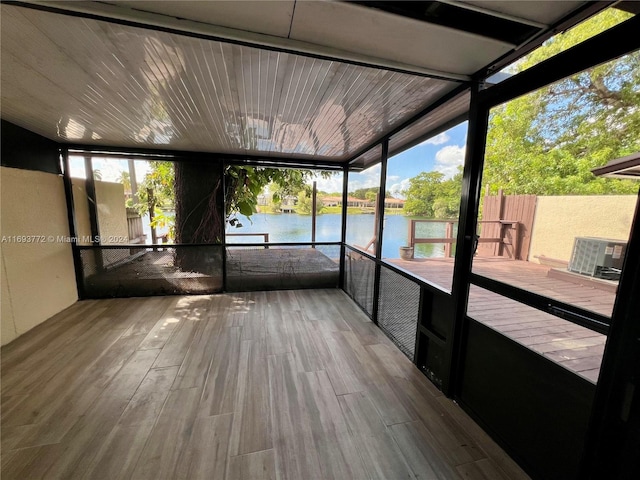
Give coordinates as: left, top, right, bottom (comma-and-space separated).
2, 3, 640, 480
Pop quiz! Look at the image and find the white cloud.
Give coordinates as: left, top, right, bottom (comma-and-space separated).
92, 158, 129, 182
344, 164, 382, 192
314, 173, 344, 194
434, 145, 465, 179
312, 165, 381, 194
388, 178, 411, 199
418, 131, 450, 146
69, 155, 152, 182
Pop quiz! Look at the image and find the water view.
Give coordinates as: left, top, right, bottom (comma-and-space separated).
226, 213, 454, 259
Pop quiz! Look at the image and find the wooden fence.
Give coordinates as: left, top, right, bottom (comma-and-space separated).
126, 207, 145, 244
478, 189, 536, 260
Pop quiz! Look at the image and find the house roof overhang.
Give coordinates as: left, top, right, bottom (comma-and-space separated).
592, 153, 640, 180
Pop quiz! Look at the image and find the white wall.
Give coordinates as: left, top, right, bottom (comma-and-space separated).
1, 167, 78, 345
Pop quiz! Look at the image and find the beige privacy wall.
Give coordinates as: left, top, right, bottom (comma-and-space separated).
72, 179, 129, 271
528, 195, 637, 263
1, 167, 78, 345
72, 179, 129, 243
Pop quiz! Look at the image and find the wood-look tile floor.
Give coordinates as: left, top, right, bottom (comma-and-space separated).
1, 289, 529, 479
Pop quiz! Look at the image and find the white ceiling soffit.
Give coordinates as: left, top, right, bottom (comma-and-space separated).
458, 1, 589, 26
109, 0, 296, 38
1, 4, 458, 161
95, 0, 587, 75
30, 0, 470, 80
288, 2, 513, 76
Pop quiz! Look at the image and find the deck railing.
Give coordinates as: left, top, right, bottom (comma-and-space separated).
408, 219, 520, 259
226, 232, 270, 248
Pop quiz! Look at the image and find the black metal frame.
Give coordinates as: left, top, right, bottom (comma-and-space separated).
66, 145, 345, 172
221, 161, 228, 292
338, 166, 349, 290
476, 1, 613, 80
1, 120, 61, 174
448, 81, 489, 395
60, 148, 85, 299
83, 156, 101, 245
478, 13, 640, 106
61, 147, 344, 298
458, 316, 597, 480
340, 12, 640, 477
371, 140, 389, 324
580, 188, 640, 479
448, 13, 640, 345
339, 16, 640, 374
446, 13, 640, 479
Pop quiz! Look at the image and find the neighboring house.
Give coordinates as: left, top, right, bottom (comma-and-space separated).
321, 195, 403, 209
384, 197, 405, 209
320, 195, 341, 207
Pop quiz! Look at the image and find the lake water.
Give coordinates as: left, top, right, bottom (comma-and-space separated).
226, 213, 454, 259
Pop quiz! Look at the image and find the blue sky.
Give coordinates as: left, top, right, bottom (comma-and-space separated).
317, 121, 468, 197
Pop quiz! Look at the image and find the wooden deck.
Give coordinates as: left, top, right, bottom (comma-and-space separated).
1, 289, 529, 480
388, 257, 614, 383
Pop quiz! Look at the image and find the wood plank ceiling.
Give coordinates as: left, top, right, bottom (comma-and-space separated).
1, 1, 591, 164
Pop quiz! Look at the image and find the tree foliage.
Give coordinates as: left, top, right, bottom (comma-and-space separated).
349, 187, 391, 200
225, 167, 331, 225
118, 171, 131, 195
132, 162, 332, 232
296, 188, 325, 215
483, 9, 639, 195
403, 171, 462, 218
136, 161, 175, 215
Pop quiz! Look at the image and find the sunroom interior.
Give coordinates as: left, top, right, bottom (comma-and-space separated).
1, 1, 639, 479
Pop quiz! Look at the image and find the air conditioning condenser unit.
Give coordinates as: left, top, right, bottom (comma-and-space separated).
568, 237, 626, 280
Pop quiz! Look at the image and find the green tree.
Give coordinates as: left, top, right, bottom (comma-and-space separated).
403, 172, 445, 217
295, 188, 325, 215
351, 187, 383, 200
365, 190, 378, 203
136, 161, 174, 216
136, 162, 330, 235
483, 9, 639, 195
403, 171, 462, 218
225, 167, 327, 222
136, 161, 175, 244
433, 172, 463, 218
118, 171, 131, 195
